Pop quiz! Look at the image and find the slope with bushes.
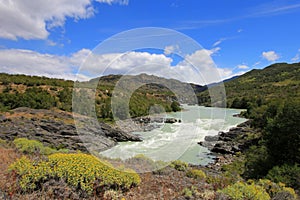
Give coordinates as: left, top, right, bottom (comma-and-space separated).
197, 63, 300, 195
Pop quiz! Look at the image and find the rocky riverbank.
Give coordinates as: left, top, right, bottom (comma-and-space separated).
115, 116, 181, 133
199, 120, 260, 170
0, 107, 141, 152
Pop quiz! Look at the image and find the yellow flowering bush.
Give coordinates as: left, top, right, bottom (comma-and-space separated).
9, 153, 141, 194
170, 160, 188, 171
257, 179, 297, 199
186, 169, 206, 180
219, 181, 270, 200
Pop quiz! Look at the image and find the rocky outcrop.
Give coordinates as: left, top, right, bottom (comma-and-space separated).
199, 120, 256, 155
0, 107, 141, 152
116, 116, 181, 133
198, 120, 262, 171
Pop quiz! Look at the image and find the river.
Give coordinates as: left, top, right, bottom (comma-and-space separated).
100, 105, 247, 165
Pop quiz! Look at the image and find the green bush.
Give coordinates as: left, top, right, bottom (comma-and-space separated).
171, 101, 181, 112
219, 181, 270, 200
266, 164, 300, 191
222, 155, 245, 179
170, 160, 188, 172
182, 187, 193, 198
10, 153, 141, 194
181, 186, 199, 198
13, 138, 68, 155
186, 169, 206, 180
13, 138, 45, 154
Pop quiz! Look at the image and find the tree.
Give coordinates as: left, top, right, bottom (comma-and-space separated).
264, 100, 300, 165
171, 101, 181, 112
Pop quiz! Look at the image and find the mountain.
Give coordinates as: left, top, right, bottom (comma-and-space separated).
197, 62, 300, 108
207, 75, 240, 88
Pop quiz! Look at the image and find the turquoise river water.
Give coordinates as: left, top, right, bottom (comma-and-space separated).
100, 105, 247, 165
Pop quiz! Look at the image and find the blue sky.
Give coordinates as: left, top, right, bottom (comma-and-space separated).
0, 0, 300, 84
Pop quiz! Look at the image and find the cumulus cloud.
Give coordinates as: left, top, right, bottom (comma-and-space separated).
80, 51, 173, 76
0, 49, 88, 81
262, 51, 280, 61
79, 47, 229, 84
0, 0, 95, 40
0, 47, 235, 85
0, 0, 128, 40
164, 45, 180, 55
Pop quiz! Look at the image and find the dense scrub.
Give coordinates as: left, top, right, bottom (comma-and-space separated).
10, 153, 141, 195
0, 73, 182, 121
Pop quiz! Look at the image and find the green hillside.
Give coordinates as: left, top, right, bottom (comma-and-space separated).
197, 62, 300, 108
0, 73, 203, 121
197, 63, 300, 192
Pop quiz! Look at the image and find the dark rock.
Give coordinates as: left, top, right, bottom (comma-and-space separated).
204, 135, 219, 142
0, 107, 142, 152
40, 123, 60, 132
272, 191, 296, 200
211, 142, 233, 154
164, 118, 177, 123
0, 115, 7, 122
198, 141, 216, 150
200, 120, 254, 156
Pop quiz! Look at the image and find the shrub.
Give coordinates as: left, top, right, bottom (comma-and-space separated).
257, 179, 297, 200
181, 186, 200, 199
182, 187, 193, 198
186, 169, 206, 180
10, 153, 141, 194
221, 155, 245, 177
206, 175, 234, 190
13, 138, 68, 155
266, 164, 300, 191
170, 160, 188, 172
219, 181, 270, 200
13, 138, 44, 154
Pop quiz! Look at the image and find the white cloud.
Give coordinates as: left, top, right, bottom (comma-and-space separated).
0, 47, 235, 85
262, 51, 280, 61
96, 0, 129, 5
0, 49, 89, 81
213, 38, 227, 47
80, 51, 173, 76
0, 0, 128, 40
164, 45, 179, 55
291, 49, 300, 62
46, 40, 58, 47
0, 0, 95, 40
237, 64, 249, 69
253, 61, 261, 67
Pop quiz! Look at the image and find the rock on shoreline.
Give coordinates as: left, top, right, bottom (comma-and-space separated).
115, 116, 181, 133
199, 120, 259, 169
0, 107, 141, 152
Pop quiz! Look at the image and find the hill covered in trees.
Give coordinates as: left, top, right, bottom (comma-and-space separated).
198, 62, 300, 108
0, 73, 204, 121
